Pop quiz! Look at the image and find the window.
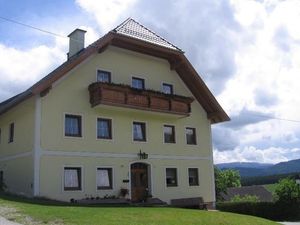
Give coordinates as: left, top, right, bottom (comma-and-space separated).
65, 114, 82, 137
8, 123, 14, 143
97, 70, 111, 83
162, 83, 173, 94
97, 168, 113, 190
166, 168, 177, 187
0, 171, 3, 188
186, 127, 197, 145
164, 125, 175, 143
0, 171, 4, 192
133, 122, 146, 142
64, 167, 82, 191
97, 118, 112, 139
132, 77, 145, 89
188, 168, 199, 186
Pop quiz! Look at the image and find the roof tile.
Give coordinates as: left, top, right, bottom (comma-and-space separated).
113, 18, 181, 51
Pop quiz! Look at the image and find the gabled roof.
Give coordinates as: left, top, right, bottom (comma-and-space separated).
113, 18, 181, 51
0, 18, 230, 124
221, 185, 273, 202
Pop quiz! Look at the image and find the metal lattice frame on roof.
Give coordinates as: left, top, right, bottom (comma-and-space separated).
113, 18, 181, 51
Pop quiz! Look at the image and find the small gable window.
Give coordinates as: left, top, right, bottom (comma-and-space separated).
97, 70, 111, 83
162, 83, 173, 94
132, 77, 145, 89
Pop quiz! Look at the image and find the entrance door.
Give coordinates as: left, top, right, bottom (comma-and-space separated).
131, 163, 149, 202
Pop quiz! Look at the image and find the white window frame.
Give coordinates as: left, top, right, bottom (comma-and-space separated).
163, 124, 176, 144
131, 76, 146, 89
161, 82, 174, 95
132, 121, 148, 143
62, 165, 84, 192
187, 167, 200, 186
96, 117, 113, 140
63, 113, 84, 139
96, 166, 114, 191
165, 167, 178, 188
96, 69, 112, 83
185, 126, 197, 145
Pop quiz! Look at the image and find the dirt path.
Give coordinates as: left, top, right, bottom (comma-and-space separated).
0, 216, 22, 225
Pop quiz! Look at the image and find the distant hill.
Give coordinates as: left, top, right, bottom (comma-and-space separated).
216, 158, 300, 177
217, 162, 273, 170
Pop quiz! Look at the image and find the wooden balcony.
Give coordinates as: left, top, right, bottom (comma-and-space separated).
88, 82, 194, 115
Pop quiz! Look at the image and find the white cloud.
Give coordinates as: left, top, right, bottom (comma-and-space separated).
0, 39, 66, 101
214, 0, 300, 163
75, 0, 137, 32
214, 146, 300, 164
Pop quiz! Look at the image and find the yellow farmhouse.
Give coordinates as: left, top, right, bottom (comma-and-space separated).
0, 18, 229, 207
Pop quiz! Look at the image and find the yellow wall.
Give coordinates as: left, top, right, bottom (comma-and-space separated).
0, 156, 33, 196
0, 45, 216, 203
37, 46, 215, 203
40, 46, 211, 157
0, 97, 35, 196
0, 96, 35, 156
39, 155, 214, 203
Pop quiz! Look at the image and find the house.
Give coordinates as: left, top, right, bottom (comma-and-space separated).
0, 18, 229, 207
221, 185, 273, 202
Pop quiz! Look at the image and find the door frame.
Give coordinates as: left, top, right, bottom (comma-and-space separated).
128, 161, 153, 201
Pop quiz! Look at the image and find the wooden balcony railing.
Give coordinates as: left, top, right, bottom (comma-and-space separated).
88, 82, 194, 115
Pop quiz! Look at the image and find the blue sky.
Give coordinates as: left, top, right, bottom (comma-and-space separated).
1, 0, 300, 164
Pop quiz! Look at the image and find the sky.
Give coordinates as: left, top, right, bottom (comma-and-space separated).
0, 0, 300, 164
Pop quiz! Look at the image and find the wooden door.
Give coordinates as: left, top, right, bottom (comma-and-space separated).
131, 163, 148, 202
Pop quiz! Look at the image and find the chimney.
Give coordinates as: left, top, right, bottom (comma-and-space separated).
67, 28, 87, 59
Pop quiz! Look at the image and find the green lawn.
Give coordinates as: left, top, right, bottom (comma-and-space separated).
0, 194, 280, 225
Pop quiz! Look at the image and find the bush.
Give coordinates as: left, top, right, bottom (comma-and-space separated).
275, 178, 300, 203
217, 201, 300, 221
230, 194, 260, 203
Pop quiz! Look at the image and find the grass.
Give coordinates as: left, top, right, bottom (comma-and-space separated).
0, 194, 280, 225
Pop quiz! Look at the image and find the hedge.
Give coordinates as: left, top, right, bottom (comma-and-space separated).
216, 201, 300, 221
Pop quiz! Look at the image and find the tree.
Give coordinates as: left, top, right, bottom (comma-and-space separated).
275, 178, 300, 203
214, 167, 241, 201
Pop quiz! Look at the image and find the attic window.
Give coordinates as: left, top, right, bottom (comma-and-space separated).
97, 70, 111, 83
162, 83, 173, 94
132, 77, 145, 89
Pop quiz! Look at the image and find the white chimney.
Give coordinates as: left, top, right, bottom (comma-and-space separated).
67, 28, 87, 59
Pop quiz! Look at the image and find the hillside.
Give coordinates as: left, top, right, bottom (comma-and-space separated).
216, 158, 300, 177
